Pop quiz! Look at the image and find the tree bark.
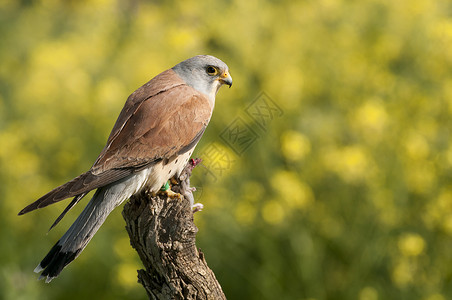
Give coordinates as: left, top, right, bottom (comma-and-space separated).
122, 160, 226, 300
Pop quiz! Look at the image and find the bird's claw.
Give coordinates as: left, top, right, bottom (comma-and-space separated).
158, 189, 183, 200
166, 189, 183, 200
168, 190, 183, 200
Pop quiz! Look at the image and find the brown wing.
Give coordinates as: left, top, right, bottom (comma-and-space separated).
19, 69, 212, 215
92, 84, 212, 173
95, 69, 187, 163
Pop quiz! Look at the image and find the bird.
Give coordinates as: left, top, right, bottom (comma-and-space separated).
18, 55, 232, 283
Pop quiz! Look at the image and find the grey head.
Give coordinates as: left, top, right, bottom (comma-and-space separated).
172, 55, 232, 105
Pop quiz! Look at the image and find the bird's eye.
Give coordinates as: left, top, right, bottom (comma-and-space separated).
206, 66, 218, 75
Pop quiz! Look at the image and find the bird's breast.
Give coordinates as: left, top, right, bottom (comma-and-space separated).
139, 150, 194, 193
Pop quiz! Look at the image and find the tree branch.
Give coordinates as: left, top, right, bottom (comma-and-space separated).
122, 160, 226, 300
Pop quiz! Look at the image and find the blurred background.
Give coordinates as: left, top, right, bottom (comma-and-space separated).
1, 0, 452, 299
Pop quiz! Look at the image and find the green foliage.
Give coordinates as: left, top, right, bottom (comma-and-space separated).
1, 0, 452, 299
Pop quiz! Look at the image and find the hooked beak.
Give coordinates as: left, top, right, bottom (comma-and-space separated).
219, 71, 233, 88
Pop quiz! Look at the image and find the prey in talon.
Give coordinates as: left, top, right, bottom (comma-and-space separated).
171, 158, 204, 212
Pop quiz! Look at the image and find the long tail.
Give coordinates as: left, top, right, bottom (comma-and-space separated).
34, 179, 135, 283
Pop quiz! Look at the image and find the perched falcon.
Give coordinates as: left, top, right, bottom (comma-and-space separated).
19, 55, 232, 283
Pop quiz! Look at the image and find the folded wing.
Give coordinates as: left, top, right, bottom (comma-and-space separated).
19, 69, 212, 215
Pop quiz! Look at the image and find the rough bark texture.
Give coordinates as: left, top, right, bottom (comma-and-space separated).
122, 160, 226, 300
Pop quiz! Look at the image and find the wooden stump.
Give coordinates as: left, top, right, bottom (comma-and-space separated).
122, 160, 226, 300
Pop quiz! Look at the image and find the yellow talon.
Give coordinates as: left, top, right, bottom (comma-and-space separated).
159, 189, 183, 200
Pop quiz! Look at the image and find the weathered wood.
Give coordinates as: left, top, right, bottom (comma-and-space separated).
122, 160, 226, 300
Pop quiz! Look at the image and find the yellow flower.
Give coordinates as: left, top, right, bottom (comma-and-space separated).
354, 99, 388, 134
404, 132, 430, 161
271, 170, 314, 209
261, 200, 285, 225
398, 233, 426, 257
322, 146, 372, 183
280, 130, 311, 162
359, 286, 378, 300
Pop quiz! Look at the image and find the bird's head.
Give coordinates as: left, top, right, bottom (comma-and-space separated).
172, 55, 232, 104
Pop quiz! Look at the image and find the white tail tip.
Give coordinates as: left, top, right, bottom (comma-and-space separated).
34, 264, 44, 273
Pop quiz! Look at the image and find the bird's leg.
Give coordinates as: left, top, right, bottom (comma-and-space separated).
158, 158, 204, 210
164, 189, 183, 200
158, 180, 183, 200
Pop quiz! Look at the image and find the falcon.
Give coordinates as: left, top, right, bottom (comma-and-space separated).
19, 55, 232, 283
